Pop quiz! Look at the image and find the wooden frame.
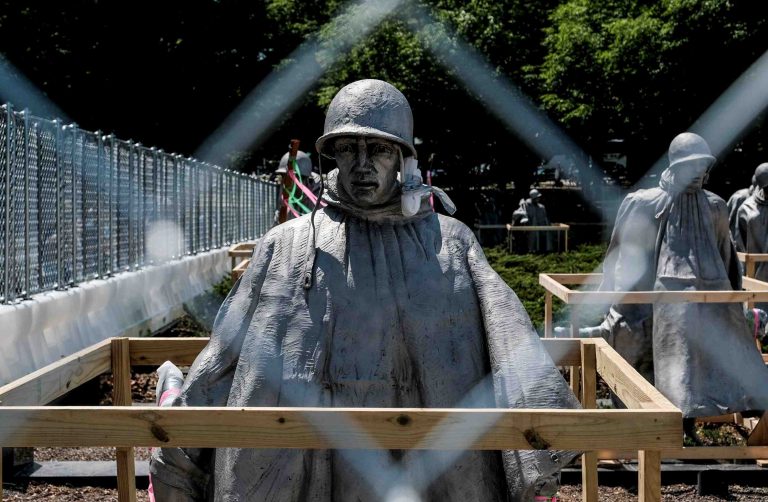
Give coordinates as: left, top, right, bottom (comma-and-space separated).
737, 252, 768, 281
0, 337, 681, 502
474, 223, 570, 252
228, 242, 256, 281
539, 273, 768, 338
539, 272, 768, 466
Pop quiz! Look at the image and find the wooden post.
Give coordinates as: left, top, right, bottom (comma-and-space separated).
746, 256, 757, 309
569, 307, 581, 398
564, 225, 569, 253
544, 291, 553, 338
111, 338, 137, 502
638, 450, 661, 502
581, 342, 598, 502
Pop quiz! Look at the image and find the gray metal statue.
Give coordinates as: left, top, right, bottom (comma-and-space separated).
727, 174, 757, 241
512, 189, 553, 253
736, 163, 768, 289
599, 132, 768, 418
150, 79, 578, 501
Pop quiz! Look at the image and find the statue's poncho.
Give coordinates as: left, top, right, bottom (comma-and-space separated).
150, 170, 578, 501
736, 190, 768, 284
727, 185, 753, 241
601, 169, 768, 417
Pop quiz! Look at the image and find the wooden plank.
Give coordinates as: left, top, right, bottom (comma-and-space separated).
541, 273, 768, 304
738, 252, 768, 264
128, 337, 209, 366
543, 273, 602, 286
233, 259, 250, 280
111, 339, 136, 502
581, 343, 597, 408
639, 450, 661, 502
743, 276, 768, 291
0, 339, 112, 406
747, 412, 768, 446
597, 446, 768, 460
582, 451, 598, 502
0, 407, 681, 450
568, 289, 768, 304
580, 341, 598, 502
539, 273, 572, 303
591, 339, 677, 410
544, 291, 553, 338
228, 242, 256, 256
541, 339, 582, 366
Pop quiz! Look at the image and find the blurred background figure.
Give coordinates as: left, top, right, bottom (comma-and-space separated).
512, 188, 553, 253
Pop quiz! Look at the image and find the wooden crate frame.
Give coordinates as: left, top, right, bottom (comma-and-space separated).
0, 337, 680, 502
474, 223, 570, 252
539, 272, 768, 463
228, 242, 256, 281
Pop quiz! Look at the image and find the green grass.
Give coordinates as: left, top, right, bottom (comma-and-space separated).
484, 244, 607, 333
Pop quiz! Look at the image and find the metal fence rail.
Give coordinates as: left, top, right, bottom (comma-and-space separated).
0, 104, 279, 303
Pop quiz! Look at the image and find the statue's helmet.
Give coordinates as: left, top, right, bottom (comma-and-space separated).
754, 163, 768, 189
315, 79, 416, 158
529, 189, 542, 200
668, 132, 716, 170
276, 150, 312, 177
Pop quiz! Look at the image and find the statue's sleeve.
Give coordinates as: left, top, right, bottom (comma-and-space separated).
735, 202, 750, 253
712, 198, 742, 290
465, 234, 581, 500
149, 233, 277, 501
599, 193, 637, 292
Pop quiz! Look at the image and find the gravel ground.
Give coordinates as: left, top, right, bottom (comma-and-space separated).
5, 482, 768, 501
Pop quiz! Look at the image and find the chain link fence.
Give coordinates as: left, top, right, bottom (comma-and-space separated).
0, 104, 280, 303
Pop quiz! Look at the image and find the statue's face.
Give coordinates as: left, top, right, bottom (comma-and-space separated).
676, 158, 711, 188
333, 136, 400, 207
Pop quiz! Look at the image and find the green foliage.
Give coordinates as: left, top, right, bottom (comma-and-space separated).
212, 274, 234, 299
484, 244, 606, 333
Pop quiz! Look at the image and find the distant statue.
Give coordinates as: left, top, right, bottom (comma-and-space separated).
275, 150, 322, 222
595, 132, 768, 419
150, 79, 578, 501
512, 189, 553, 253
727, 174, 756, 240
736, 163, 768, 290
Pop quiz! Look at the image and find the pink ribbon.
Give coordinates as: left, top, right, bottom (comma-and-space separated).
287, 168, 326, 207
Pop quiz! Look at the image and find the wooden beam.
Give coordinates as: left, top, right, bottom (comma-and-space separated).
0, 339, 112, 406
747, 412, 768, 446
638, 450, 661, 502
544, 291, 553, 338
567, 289, 768, 305
543, 273, 602, 286
581, 342, 597, 408
128, 337, 208, 366
597, 446, 768, 460
111, 339, 137, 502
581, 341, 598, 502
233, 259, 250, 280
539, 273, 572, 303
0, 407, 680, 451
590, 339, 677, 410
743, 276, 768, 291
